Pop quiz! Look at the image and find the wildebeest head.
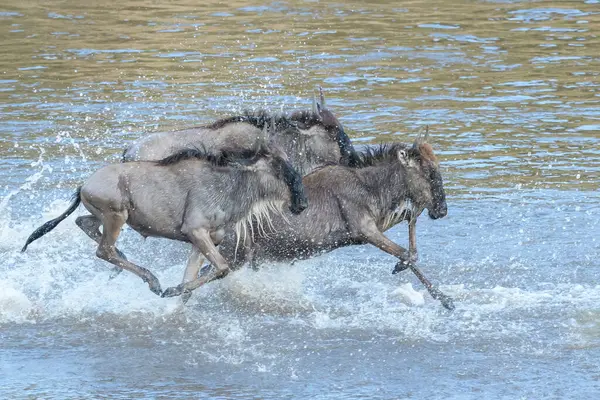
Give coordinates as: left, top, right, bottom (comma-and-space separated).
245, 144, 309, 215
290, 87, 361, 168
397, 129, 448, 220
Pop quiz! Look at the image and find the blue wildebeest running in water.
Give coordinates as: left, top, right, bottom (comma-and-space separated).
120, 89, 360, 300
122, 89, 360, 176
197, 131, 455, 310
21, 144, 308, 297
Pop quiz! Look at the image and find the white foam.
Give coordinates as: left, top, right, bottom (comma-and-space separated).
392, 282, 425, 306
0, 197, 186, 322
0, 284, 34, 323
217, 263, 314, 315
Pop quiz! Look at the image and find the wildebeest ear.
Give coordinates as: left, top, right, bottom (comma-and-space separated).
397, 148, 410, 166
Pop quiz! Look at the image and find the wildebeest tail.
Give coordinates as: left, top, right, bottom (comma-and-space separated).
21, 187, 82, 252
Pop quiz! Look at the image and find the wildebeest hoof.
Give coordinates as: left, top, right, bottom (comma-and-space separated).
150, 285, 163, 297
181, 290, 193, 304
439, 294, 455, 311
144, 277, 162, 296
427, 285, 454, 311
161, 284, 184, 298
116, 248, 128, 261
392, 261, 410, 274
198, 264, 213, 277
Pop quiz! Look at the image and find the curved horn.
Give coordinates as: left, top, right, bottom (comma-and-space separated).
412, 128, 423, 149
318, 86, 326, 108
312, 93, 318, 114
424, 125, 430, 142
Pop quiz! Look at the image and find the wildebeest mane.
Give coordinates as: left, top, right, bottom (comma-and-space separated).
205, 110, 335, 133
156, 146, 269, 167
288, 110, 329, 130
353, 143, 409, 168
205, 110, 294, 132
353, 142, 438, 168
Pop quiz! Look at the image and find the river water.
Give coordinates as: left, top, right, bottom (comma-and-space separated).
1, 1, 599, 398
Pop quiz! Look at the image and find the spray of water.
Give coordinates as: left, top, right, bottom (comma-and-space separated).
3, 163, 600, 365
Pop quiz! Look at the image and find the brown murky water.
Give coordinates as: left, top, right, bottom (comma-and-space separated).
1, 1, 600, 398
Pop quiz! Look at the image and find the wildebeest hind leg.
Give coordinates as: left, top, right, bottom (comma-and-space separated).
162, 229, 230, 298
95, 212, 162, 296
75, 215, 126, 279
179, 246, 205, 304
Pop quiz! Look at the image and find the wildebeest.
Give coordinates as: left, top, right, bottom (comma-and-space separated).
21, 144, 308, 297
197, 132, 455, 310
118, 90, 358, 299
122, 90, 360, 175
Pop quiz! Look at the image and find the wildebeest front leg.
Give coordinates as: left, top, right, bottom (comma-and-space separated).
408, 219, 418, 262
392, 219, 418, 274
95, 212, 163, 296
359, 221, 454, 311
162, 229, 230, 298
75, 215, 127, 279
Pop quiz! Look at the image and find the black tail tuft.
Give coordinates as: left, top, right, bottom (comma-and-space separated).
21, 187, 82, 252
